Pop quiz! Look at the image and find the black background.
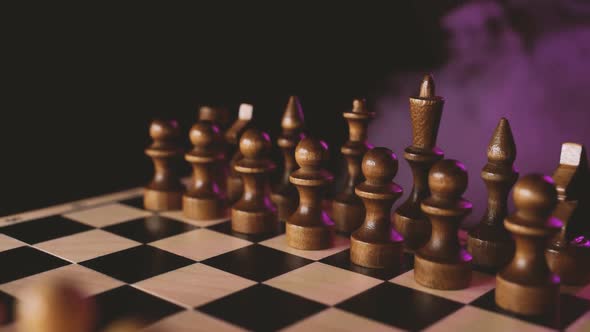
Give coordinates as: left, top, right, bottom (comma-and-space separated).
3, 2, 461, 216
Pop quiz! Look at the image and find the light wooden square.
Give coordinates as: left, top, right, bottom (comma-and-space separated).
265, 262, 381, 305
390, 269, 496, 304
142, 310, 247, 332
134, 263, 255, 308
259, 234, 350, 261
160, 210, 229, 227
149, 229, 252, 261
566, 311, 590, 332
281, 308, 400, 332
64, 203, 151, 228
0, 234, 24, 252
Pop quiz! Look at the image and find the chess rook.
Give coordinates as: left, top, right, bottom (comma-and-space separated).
144, 120, 184, 211
414, 159, 473, 290
183, 122, 226, 220
332, 99, 375, 233
546, 143, 590, 285
496, 174, 562, 316
350, 147, 404, 269
393, 74, 444, 252
468, 118, 518, 270
226, 103, 254, 204
231, 128, 278, 234
286, 137, 335, 250
271, 96, 305, 221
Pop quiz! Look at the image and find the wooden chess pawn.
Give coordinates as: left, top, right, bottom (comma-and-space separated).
182, 122, 226, 220
350, 147, 404, 269
271, 96, 305, 221
393, 74, 444, 252
546, 143, 590, 285
332, 99, 375, 233
286, 137, 335, 250
468, 118, 518, 270
496, 174, 562, 316
414, 159, 473, 290
231, 128, 278, 234
226, 103, 254, 204
144, 120, 184, 211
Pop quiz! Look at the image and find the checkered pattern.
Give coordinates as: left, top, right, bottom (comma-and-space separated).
0, 191, 589, 331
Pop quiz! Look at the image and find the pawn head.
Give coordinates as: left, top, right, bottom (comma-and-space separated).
150, 119, 179, 141
429, 159, 468, 198
189, 122, 220, 148
295, 137, 329, 168
240, 128, 271, 159
362, 147, 398, 183
513, 174, 558, 220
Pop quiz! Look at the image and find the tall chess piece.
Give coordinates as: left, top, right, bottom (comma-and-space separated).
546, 143, 590, 285
468, 118, 518, 270
414, 160, 473, 290
199, 105, 231, 198
183, 122, 226, 220
144, 120, 184, 211
271, 96, 305, 221
496, 174, 562, 316
393, 74, 444, 251
231, 129, 278, 234
332, 99, 375, 233
350, 147, 404, 269
286, 138, 334, 250
226, 103, 254, 204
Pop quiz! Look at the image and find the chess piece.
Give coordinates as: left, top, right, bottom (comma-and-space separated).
144, 120, 184, 211
286, 137, 335, 250
271, 96, 306, 221
17, 280, 95, 332
226, 103, 254, 204
199, 105, 231, 129
102, 319, 144, 332
231, 128, 278, 234
414, 159, 473, 290
350, 147, 404, 268
468, 118, 518, 270
332, 99, 375, 233
199, 105, 232, 198
393, 74, 444, 252
183, 122, 226, 220
546, 143, 590, 285
496, 174, 562, 316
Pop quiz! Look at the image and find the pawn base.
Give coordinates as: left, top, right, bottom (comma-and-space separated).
332, 200, 365, 234
467, 231, 514, 271
414, 253, 472, 290
286, 222, 333, 250
183, 195, 225, 221
231, 209, 278, 234
496, 274, 559, 316
350, 235, 403, 269
144, 189, 182, 211
392, 211, 431, 252
546, 244, 590, 286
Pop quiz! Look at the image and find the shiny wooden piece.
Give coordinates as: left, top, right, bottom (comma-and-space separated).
271, 96, 305, 221
225, 104, 254, 205
231, 128, 278, 234
414, 159, 473, 290
199, 105, 232, 199
496, 174, 562, 316
468, 118, 518, 270
286, 138, 335, 250
332, 99, 375, 233
182, 122, 226, 220
393, 74, 444, 252
144, 120, 184, 211
350, 147, 404, 268
546, 143, 590, 285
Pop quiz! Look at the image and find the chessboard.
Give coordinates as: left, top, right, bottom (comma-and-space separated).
0, 188, 588, 332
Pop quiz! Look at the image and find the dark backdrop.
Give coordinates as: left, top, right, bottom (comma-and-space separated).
2, 2, 461, 216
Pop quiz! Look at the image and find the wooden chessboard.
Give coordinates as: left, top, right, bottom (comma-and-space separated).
0, 188, 588, 331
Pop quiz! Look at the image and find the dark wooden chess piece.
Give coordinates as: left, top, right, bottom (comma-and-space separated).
468, 118, 518, 270
231, 128, 278, 234
183, 122, 226, 220
144, 120, 184, 211
350, 147, 404, 268
496, 174, 562, 316
199, 105, 231, 129
332, 99, 375, 233
286, 137, 335, 250
225, 103, 254, 205
199, 105, 232, 199
546, 143, 590, 286
414, 159, 473, 290
271, 96, 305, 221
393, 74, 444, 252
